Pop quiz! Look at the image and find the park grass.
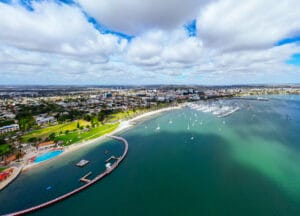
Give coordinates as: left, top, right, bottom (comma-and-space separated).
107, 110, 140, 122
22, 105, 171, 146
22, 120, 91, 142
0, 144, 10, 156
107, 105, 170, 123
106, 108, 153, 123
0, 167, 6, 172
55, 123, 119, 146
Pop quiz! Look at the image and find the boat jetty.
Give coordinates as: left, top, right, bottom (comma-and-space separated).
6, 135, 129, 216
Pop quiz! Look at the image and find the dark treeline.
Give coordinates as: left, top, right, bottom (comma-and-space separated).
16, 103, 65, 131
0, 119, 15, 127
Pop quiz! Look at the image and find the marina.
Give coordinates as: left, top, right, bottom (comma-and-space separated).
187, 101, 240, 118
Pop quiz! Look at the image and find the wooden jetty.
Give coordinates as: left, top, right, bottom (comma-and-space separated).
105, 156, 119, 163
5, 135, 128, 216
80, 172, 92, 183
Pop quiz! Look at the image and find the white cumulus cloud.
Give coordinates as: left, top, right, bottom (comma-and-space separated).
0, 1, 125, 58
76, 0, 211, 35
197, 0, 300, 51
1, 0, 300, 85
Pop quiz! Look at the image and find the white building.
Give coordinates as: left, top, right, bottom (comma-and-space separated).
0, 124, 19, 134
35, 116, 57, 126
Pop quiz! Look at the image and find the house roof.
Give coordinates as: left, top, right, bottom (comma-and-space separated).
37, 141, 55, 148
0, 124, 19, 130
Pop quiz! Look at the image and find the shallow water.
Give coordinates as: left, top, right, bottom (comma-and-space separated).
1, 95, 300, 215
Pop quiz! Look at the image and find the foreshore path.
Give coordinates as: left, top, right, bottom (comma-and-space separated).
3, 135, 128, 216
0, 166, 22, 191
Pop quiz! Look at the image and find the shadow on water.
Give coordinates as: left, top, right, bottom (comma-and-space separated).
22, 131, 300, 216
217, 109, 300, 204
227, 99, 300, 152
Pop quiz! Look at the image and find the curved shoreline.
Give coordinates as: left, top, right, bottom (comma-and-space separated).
0, 166, 22, 191
4, 135, 128, 216
22, 105, 182, 172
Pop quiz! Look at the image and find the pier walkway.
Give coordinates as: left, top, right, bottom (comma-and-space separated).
80, 172, 92, 183
105, 155, 119, 163
0, 166, 22, 191
4, 135, 128, 216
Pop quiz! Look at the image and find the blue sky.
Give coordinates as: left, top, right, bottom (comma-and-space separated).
0, 0, 300, 85
287, 54, 300, 66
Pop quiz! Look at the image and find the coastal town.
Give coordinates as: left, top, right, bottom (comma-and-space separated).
2, 0, 300, 214
1, 85, 300, 189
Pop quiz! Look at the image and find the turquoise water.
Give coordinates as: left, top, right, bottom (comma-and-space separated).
34, 150, 64, 163
1, 95, 300, 215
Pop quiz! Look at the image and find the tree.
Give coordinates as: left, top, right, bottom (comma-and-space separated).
97, 112, 105, 122
49, 133, 56, 141
17, 115, 36, 131
77, 121, 80, 129
91, 116, 98, 126
28, 137, 38, 143
0, 120, 15, 127
83, 114, 91, 122
16, 151, 22, 159
0, 138, 5, 145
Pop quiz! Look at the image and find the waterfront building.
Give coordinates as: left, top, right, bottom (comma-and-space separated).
4, 155, 17, 165
0, 168, 13, 181
37, 141, 56, 151
0, 124, 19, 134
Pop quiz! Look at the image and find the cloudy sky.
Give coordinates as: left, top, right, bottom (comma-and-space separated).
0, 0, 300, 85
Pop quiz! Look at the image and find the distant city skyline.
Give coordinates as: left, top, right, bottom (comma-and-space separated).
0, 0, 300, 85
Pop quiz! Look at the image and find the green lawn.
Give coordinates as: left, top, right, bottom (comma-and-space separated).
107, 110, 141, 122
0, 167, 6, 172
55, 123, 119, 146
21, 105, 171, 146
22, 120, 91, 142
0, 144, 11, 156
107, 107, 161, 123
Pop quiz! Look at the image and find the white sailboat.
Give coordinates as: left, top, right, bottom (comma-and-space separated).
156, 123, 160, 131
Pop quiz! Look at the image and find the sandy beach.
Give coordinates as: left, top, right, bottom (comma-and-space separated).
22, 105, 183, 171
